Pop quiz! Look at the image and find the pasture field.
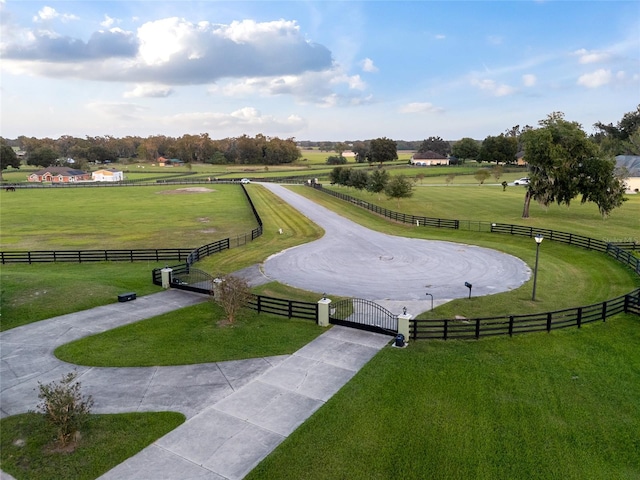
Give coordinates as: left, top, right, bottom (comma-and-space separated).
0, 184, 256, 251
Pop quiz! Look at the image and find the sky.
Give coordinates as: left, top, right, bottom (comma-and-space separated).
1, 1, 639, 142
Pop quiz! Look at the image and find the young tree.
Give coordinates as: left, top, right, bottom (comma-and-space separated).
212, 274, 252, 325
491, 165, 504, 181
474, 169, 491, 184
367, 169, 389, 199
445, 173, 456, 185
522, 112, 627, 218
348, 169, 370, 190
367, 137, 398, 165
37, 371, 94, 448
384, 174, 414, 207
451, 137, 480, 162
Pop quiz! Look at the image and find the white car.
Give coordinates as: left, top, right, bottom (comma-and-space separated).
240, 178, 251, 184
513, 177, 530, 185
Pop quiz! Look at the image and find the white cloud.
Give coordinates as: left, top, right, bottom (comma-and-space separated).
577, 69, 612, 88
2, 17, 332, 84
573, 48, 611, 64
470, 78, 515, 96
33, 6, 78, 23
399, 102, 444, 114
163, 107, 307, 133
360, 57, 378, 73
215, 68, 371, 107
522, 74, 537, 87
86, 101, 148, 120
123, 84, 173, 98
100, 15, 117, 28
435, 34, 446, 40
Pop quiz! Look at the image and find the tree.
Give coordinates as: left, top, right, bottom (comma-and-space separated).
367, 137, 397, 165
418, 136, 450, 156
326, 155, 347, 165
27, 146, 59, 167
334, 142, 348, 157
474, 169, 490, 184
491, 165, 504, 181
348, 169, 369, 190
445, 173, 456, 185
37, 371, 93, 448
478, 134, 517, 164
351, 141, 369, 163
384, 174, 414, 207
521, 112, 627, 218
451, 137, 480, 162
593, 105, 640, 155
212, 274, 252, 325
367, 169, 389, 199
1, 142, 20, 179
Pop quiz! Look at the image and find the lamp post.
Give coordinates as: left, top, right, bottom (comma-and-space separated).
532, 234, 544, 301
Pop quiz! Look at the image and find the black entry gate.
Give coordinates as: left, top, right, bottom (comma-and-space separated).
330, 298, 398, 335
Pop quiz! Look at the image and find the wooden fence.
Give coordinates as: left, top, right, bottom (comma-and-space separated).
312, 184, 640, 340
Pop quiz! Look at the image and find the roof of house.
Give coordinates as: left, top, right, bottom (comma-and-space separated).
93, 168, 122, 174
413, 150, 448, 160
31, 167, 89, 176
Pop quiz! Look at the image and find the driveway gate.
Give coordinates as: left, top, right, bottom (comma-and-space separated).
330, 298, 398, 335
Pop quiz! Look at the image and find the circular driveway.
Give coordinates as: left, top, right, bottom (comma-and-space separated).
259, 184, 531, 302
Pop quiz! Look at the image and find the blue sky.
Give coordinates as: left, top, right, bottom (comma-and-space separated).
1, 1, 638, 141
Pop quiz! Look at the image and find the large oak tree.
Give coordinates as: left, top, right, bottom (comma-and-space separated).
521, 112, 626, 218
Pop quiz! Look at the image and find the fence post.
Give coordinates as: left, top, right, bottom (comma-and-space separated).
317, 297, 331, 327
397, 311, 411, 340
576, 307, 582, 328
508, 316, 514, 336
602, 302, 607, 322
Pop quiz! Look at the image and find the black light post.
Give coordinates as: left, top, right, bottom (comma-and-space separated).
425, 292, 433, 311
532, 234, 544, 301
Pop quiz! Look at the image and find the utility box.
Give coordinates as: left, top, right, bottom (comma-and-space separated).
161, 267, 173, 289
118, 292, 137, 302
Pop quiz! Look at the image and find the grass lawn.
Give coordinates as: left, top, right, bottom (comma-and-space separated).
0, 411, 184, 480
0, 184, 256, 251
0, 262, 164, 331
54, 301, 324, 366
247, 314, 640, 480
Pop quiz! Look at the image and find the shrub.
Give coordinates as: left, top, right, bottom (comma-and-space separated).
37, 371, 94, 447
212, 274, 252, 325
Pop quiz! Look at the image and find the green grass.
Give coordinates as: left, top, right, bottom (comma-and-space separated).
54, 301, 324, 366
0, 262, 164, 331
247, 314, 640, 480
0, 184, 256, 250
0, 411, 184, 480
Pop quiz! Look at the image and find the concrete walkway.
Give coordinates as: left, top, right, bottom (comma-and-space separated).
1, 290, 390, 479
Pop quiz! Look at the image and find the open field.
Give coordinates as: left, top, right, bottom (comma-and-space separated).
0, 184, 256, 251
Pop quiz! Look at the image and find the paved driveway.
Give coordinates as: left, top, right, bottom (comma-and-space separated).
260, 184, 531, 312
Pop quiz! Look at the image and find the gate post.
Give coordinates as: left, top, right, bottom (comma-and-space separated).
397, 310, 412, 340
317, 297, 332, 327
161, 267, 173, 289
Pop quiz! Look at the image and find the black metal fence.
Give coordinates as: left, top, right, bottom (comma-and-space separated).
311, 184, 640, 340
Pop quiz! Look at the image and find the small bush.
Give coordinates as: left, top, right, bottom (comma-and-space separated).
37, 371, 94, 447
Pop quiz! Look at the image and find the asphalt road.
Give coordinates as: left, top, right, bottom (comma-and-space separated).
258, 184, 531, 311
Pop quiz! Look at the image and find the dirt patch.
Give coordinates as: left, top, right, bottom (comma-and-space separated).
157, 187, 215, 194
200, 229, 217, 234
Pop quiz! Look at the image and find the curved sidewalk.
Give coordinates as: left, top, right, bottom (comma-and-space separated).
1, 290, 391, 480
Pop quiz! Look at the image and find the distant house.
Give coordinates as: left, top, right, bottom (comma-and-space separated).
615, 155, 640, 193
410, 151, 450, 166
28, 167, 91, 183
516, 151, 528, 166
157, 157, 184, 167
92, 168, 124, 182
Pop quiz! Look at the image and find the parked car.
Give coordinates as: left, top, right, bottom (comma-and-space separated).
240, 178, 251, 184
514, 177, 530, 185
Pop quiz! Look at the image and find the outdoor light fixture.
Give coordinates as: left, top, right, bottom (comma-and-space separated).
403, 306, 407, 315
322, 293, 327, 300
532, 234, 544, 301
465, 282, 472, 299
425, 292, 433, 311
